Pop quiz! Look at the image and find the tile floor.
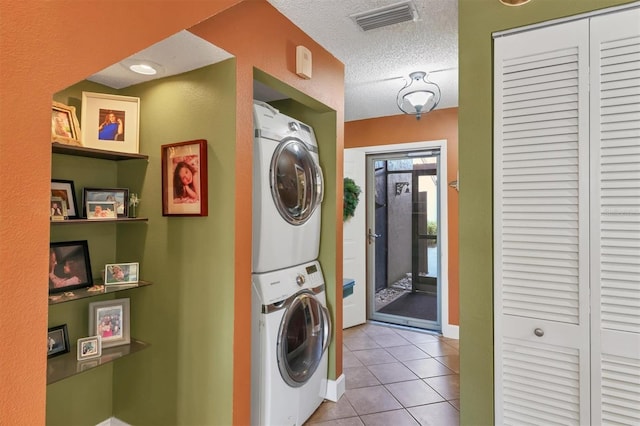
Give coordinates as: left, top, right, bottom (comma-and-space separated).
306, 321, 459, 426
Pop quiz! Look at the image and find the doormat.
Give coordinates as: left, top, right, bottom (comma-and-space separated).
377, 291, 437, 322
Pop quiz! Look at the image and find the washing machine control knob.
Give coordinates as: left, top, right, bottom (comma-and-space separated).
296, 274, 306, 286
289, 122, 299, 132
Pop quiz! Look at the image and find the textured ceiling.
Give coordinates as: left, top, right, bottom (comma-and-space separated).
87, 0, 458, 122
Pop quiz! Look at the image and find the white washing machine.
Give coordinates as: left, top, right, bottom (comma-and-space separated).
252, 100, 324, 273
251, 260, 331, 426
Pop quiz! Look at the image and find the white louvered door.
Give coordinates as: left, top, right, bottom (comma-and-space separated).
590, 9, 640, 425
494, 20, 591, 425
495, 6, 640, 426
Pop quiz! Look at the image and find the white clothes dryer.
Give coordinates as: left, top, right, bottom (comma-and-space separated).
251, 260, 331, 426
252, 100, 324, 273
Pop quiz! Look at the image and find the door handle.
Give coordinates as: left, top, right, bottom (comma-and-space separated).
368, 229, 381, 244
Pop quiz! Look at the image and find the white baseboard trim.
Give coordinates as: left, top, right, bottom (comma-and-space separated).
442, 324, 459, 340
325, 373, 345, 402
96, 417, 130, 426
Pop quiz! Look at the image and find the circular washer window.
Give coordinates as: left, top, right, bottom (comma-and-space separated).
270, 138, 323, 225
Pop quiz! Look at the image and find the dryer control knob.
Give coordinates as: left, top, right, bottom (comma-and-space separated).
289, 122, 299, 132
296, 274, 306, 286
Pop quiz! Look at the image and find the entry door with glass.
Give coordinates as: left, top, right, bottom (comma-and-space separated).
366, 150, 442, 331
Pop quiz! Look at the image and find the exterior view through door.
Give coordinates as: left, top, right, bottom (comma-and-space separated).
367, 150, 442, 332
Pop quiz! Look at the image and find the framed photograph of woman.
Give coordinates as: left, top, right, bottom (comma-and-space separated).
48, 324, 70, 358
161, 139, 208, 216
49, 240, 93, 294
81, 91, 140, 154
88, 298, 130, 348
51, 101, 82, 147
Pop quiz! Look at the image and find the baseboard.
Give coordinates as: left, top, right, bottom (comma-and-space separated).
325, 373, 345, 402
442, 323, 459, 340
96, 417, 131, 426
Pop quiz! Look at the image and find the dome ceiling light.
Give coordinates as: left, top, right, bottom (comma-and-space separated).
499, 0, 532, 6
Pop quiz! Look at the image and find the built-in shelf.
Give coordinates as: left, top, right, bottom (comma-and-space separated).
52, 142, 148, 161
49, 280, 152, 305
51, 217, 148, 225
47, 339, 150, 385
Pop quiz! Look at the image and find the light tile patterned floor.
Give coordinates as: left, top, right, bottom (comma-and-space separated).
305, 322, 459, 426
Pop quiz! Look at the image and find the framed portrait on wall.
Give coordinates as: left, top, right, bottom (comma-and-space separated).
161, 139, 208, 216
81, 91, 140, 154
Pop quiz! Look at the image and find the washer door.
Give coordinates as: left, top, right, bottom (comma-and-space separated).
277, 290, 331, 387
271, 137, 324, 225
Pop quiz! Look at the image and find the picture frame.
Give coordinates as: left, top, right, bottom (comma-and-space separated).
51, 101, 82, 147
49, 240, 93, 294
161, 139, 208, 216
88, 298, 130, 348
83, 187, 129, 218
104, 262, 139, 285
81, 91, 140, 154
50, 196, 67, 221
86, 201, 117, 219
51, 179, 78, 219
77, 336, 102, 361
48, 324, 70, 358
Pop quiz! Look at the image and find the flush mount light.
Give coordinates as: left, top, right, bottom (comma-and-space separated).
129, 63, 158, 75
499, 0, 532, 6
396, 71, 441, 120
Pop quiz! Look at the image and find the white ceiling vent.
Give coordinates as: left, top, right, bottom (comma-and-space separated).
351, 1, 418, 32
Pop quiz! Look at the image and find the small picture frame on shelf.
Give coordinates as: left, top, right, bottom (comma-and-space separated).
48, 324, 70, 358
51, 179, 78, 219
83, 187, 129, 218
86, 201, 117, 219
81, 91, 140, 154
50, 196, 67, 221
104, 262, 139, 286
51, 101, 82, 147
49, 240, 93, 294
161, 139, 208, 216
77, 336, 102, 361
89, 298, 130, 348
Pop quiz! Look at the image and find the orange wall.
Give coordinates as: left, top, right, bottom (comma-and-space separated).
344, 109, 459, 326
0, 1, 344, 425
190, 3, 345, 424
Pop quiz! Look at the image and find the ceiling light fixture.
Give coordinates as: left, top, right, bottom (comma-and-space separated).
397, 71, 441, 120
499, 0, 532, 6
129, 63, 158, 75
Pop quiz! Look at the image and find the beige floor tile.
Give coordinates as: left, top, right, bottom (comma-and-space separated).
344, 336, 381, 351
424, 374, 460, 400
307, 417, 364, 426
305, 395, 358, 423
448, 399, 460, 411
360, 409, 420, 426
385, 344, 430, 362
367, 362, 418, 384
370, 333, 411, 348
415, 341, 459, 357
343, 349, 365, 368
344, 366, 381, 389
403, 358, 455, 378
385, 379, 445, 407
435, 354, 459, 373
345, 385, 403, 415
407, 401, 460, 426
351, 348, 397, 366
394, 329, 441, 344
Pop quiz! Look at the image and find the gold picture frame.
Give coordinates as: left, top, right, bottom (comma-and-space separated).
51, 101, 82, 146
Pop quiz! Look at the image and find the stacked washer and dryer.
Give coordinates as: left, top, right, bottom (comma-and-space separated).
251, 101, 332, 426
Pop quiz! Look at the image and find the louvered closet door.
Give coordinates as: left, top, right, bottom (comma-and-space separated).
590, 9, 640, 425
494, 21, 591, 425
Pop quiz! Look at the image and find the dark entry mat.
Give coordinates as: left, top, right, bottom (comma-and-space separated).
377, 291, 437, 321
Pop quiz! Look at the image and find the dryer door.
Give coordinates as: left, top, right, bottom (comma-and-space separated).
270, 138, 324, 225
277, 290, 331, 387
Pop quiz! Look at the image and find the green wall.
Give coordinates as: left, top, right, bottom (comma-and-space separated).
457, 1, 635, 424
47, 60, 237, 425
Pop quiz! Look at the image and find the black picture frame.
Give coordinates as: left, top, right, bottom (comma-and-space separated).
50, 179, 78, 219
47, 324, 70, 358
48, 240, 93, 294
82, 187, 129, 218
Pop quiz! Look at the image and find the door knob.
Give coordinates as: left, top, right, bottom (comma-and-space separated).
534, 328, 544, 337
368, 229, 381, 244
